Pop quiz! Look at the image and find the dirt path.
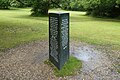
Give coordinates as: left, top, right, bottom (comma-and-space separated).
0, 40, 119, 80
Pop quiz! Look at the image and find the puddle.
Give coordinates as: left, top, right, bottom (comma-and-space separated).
71, 45, 111, 70
73, 50, 92, 62
70, 44, 120, 80
71, 46, 99, 62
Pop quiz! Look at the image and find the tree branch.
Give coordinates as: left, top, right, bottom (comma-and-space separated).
50, 0, 62, 8
16, 0, 25, 5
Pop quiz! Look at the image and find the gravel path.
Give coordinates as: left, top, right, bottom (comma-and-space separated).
70, 42, 120, 80
0, 40, 120, 80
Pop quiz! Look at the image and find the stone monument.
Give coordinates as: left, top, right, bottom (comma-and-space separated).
49, 13, 69, 70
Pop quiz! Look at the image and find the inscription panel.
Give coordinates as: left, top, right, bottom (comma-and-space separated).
50, 16, 58, 62
61, 15, 69, 50
49, 13, 69, 70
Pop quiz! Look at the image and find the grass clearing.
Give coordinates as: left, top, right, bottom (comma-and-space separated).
45, 56, 82, 77
69, 11, 120, 50
0, 8, 120, 51
0, 8, 119, 75
0, 8, 120, 75
0, 8, 48, 51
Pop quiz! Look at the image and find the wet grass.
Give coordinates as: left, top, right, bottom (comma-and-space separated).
45, 56, 82, 77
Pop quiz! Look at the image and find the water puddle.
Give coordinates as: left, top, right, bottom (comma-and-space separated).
71, 46, 99, 62
71, 45, 110, 71
70, 44, 120, 80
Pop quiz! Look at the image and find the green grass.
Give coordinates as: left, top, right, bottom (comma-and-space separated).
118, 70, 120, 73
45, 56, 82, 77
116, 64, 120, 73
0, 8, 120, 51
51, 9, 120, 50
69, 11, 120, 50
0, 8, 48, 51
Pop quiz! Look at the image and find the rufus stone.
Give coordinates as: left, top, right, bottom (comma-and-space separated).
49, 13, 69, 70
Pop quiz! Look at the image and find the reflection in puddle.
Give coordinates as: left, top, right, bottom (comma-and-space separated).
70, 44, 119, 80
71, 46, 104, 71
74, 51, 91, 61
72, 46, 97, 62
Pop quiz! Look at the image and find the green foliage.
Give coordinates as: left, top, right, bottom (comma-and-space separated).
61, 0, 85, 11
45, 56, 82, 77
0, 0, 11, 9
118, 69, 120, 73
31, 0, 60, 16
10, 0, 33, 8
31, 0, 49, 16
82, 0, 120, 17
0, 0, 33, 8
10, 0, 23, 8
116, 63, 120, 73
116, 0, 120, 4
61, 0, 70, 10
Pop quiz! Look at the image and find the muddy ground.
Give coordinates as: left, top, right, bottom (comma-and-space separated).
0, 40, 120, 80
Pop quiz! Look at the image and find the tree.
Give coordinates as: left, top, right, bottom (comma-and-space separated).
31, 0, 60, 16
31, 0, 49, 16
117, 0, 120, 4
10, 0, 33, 8
0, 0, 33, 9
0, 0, 11, 9
61, 0, 71, 10
61, 0, 85, 11
82, 0, 120, 17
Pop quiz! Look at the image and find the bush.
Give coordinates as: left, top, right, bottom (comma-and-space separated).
31, 0, 49, 16
61, 0, 85, 11
10, 0, 33, 8
10, 0, 24, 8
82, 0, 120, 18
0, 0, 10, 9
